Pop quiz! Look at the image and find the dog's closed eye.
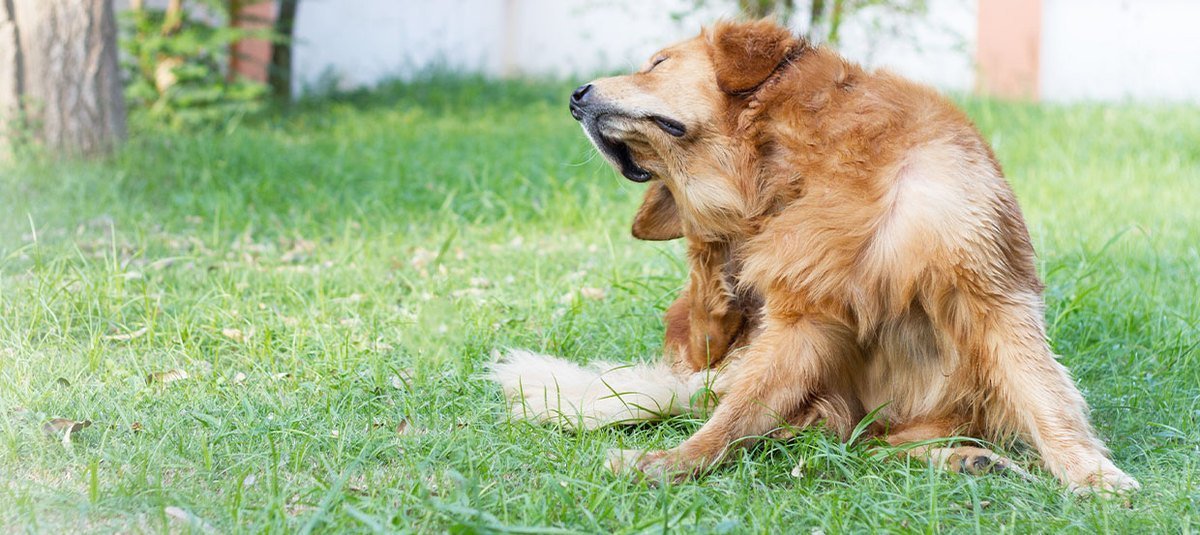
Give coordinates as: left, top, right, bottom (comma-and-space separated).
646, 55, 668, 73
652, 116, 686, 137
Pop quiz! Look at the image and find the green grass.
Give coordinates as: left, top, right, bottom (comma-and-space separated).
1, 77, 1198, 532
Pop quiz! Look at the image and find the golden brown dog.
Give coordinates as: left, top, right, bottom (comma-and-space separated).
492, 19, 1137, 494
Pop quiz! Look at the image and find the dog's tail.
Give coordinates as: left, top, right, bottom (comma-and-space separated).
489, 349, 713, 430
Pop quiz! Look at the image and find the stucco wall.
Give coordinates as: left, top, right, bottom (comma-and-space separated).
1040, 0, 1200, 102
289, 0, 978, 94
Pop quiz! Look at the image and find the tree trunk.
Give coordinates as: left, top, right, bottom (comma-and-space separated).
1, 0, 125, 157
0, 0, 23, 156
270, 0, 299, 101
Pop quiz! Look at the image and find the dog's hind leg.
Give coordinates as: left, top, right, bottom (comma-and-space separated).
938, 292, 1138, 494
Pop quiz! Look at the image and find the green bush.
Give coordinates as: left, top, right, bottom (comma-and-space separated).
119, 2, 273, 128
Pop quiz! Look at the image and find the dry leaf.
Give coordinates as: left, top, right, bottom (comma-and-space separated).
164, 506, 216, 533
389, 371, 413, 390
147, 257, 177, 271
131, 422, 144, 433
450, 288, 485, 299
103, 327, 147, 341
579, 287, 607, 300
43, 418, 90, 436
469, 277, 492, 288
221, 328, 253, 343
790, 459, 807, 478
558, 291, 575, 305
409, 247, 436, 270
396, 419, 425, 437
146, 369, 189, 385
44, 418, 91, 446
280, 238, 316, 263
232, 372, 248, 385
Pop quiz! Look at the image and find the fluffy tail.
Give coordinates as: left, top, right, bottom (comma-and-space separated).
489, 349, 710, 430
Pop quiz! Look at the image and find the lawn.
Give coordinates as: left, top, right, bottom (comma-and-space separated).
1, 78, 1198, 533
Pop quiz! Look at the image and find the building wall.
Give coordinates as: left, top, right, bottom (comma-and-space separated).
1040, 0, 1200, 102
289, 0, 978, 94
117, 0, 1200, 103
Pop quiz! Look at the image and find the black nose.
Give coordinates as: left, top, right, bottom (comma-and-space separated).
571, 84, 592, 103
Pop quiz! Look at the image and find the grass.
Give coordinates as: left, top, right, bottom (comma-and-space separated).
1, 76, 1198, 533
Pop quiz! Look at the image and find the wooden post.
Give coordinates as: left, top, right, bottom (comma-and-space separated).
976, 0, 1042, 100
230, 0, 275, 84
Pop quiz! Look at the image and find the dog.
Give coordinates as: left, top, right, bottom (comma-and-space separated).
491, 19, 1137, 494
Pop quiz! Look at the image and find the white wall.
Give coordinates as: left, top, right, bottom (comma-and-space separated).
122, 0, 1196, 102
1041, 0, 1200, 103
289, 0, 978, 94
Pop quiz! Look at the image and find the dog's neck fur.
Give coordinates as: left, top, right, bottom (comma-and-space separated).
671, 45, 854, 245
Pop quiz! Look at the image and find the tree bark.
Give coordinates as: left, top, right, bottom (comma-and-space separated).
0, 0, 23, 156
270, 0, 299, 101
2, 0, 125, 157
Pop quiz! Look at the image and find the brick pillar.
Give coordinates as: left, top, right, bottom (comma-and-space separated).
230, 1, 275, 83
976, 0, 1042, 100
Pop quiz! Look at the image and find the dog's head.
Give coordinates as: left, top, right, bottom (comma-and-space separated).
570, 20, 804, 240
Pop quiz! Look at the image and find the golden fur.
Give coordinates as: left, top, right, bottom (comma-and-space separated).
495, 19, 1136, 494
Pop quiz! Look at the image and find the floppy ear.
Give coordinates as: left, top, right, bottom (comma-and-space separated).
709, 19, 801, 94
631, 182, 683, 241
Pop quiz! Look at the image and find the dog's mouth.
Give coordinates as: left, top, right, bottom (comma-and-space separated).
596, 132, 652, 183
575, 109, 681, 183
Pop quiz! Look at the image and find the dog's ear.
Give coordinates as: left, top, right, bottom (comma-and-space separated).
631, 182, 683, 241
709, 19, 800, 94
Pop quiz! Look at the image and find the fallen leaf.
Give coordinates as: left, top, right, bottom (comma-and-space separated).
790, 459, 807, 478
396, 419, 425, 437
146, 369, 189, 385
164, 506, 216, 533
285, 494, 315, 516
280, 238, 316, 263
333, 293, 363, 304
389, 371, 413, 390
147, 257, 177, 270
450, 288, 485, 299
43, 418, 91, 436
232, 372, 248, 384
221, 328, 253, 343
43, 418, 91, 446
579, 287, 607, 300
558, 291, 575, 305
469, 277, 492, 288
103, 327, 147, 341
131, 422, 144, 433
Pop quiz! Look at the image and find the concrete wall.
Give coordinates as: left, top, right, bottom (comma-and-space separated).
289, 0, 978, 94
1040, 0, 1200, 102
118, 0, 1200, 103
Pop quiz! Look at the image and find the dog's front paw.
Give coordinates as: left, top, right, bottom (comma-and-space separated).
606, 448, 698, 484
1069, 467, 1140, 496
